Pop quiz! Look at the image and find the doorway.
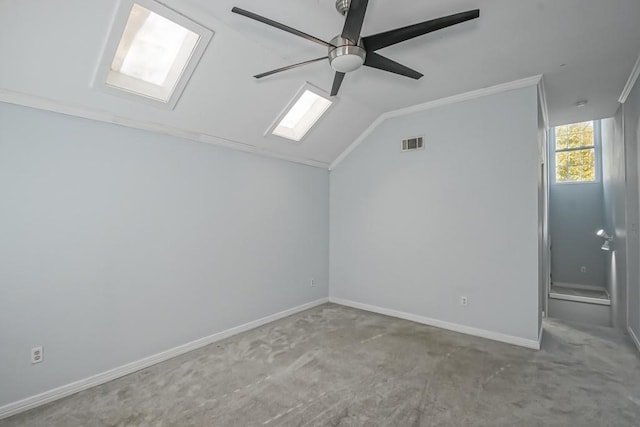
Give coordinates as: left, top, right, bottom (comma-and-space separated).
547, 120, 612, 326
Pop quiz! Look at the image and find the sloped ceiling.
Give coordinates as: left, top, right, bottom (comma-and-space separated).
1, 0, 639, 168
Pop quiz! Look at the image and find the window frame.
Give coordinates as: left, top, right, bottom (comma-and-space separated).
550, 120, 602, 185
93, 0, 213, 110
265, 82, 335, 143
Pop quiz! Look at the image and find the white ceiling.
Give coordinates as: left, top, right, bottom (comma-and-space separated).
1, 0, 639, 168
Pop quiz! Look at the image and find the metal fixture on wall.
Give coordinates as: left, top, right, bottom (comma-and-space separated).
596, 229, 614, 251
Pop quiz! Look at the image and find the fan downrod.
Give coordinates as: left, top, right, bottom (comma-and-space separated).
335, 0, 351, 16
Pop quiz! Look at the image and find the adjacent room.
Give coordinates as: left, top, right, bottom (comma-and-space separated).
1, 0, 640, 425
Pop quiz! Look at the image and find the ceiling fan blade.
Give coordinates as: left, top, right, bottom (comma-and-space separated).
341, 0, 369, 44
232, 7, 335, 48
362, 9, 480, 51
254, 57, 328, 79
364, 52, 423, 79
331, 72, 346, 96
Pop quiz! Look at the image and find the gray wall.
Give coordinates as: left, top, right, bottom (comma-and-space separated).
0, 103, 330, 407
625, 75, 640, 341
549, 179, 606, 288
538, 93, 550, 330
330, 86, 541, 342
602, 109, 628, 328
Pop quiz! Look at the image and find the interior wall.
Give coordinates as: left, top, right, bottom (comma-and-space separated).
601, 109, 627, 328
549, 177, 606, 288
0, 103, 330, 407
625, 75, 640, 342
330, 86, 540, 342
537, 94, 549, 331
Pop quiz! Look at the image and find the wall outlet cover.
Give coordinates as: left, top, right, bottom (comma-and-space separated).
31, 346, 44, 364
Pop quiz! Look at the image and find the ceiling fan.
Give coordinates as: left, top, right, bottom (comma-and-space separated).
232, 0, 480, 97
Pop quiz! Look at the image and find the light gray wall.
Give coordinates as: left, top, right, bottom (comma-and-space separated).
549, 180, 606, 288
538, 93, 549, 331
330, 86, 540, 342
625, 75, 640, 341
602, 109, 627, 328
0, 103, 329, 407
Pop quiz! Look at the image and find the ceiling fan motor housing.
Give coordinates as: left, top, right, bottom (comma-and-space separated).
335, 0, 351, 16
329, 36, 366, 73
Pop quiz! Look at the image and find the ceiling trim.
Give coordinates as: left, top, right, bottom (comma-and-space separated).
537, 76, 550, 129
0, 88, 330, 169
619, 51, 640, 104
328, 75, 544, 171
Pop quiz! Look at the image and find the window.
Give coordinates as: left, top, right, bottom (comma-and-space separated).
268, 85, 333, 142
553, 121, 597, 183
94, 0, 213, 109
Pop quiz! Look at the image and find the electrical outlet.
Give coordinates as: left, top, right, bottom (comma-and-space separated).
310, 278, 315, 288
581, 266, 587, 273
461, 296, 468, 307
31, 346, 43, 364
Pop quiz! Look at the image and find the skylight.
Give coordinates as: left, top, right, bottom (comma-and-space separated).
271, 89, 333, 142
113, 4, 198, 88
94, 0, 213, 109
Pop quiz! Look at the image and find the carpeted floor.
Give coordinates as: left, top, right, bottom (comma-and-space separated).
2, 303, 639, 426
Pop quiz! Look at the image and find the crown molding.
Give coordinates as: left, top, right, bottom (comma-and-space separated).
537, 76, 549, 129
329, 75, 543, 171
0, 88, 330, 170
619, 52, 640, 104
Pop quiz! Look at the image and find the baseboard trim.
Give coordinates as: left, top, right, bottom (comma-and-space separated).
329, 297, 541, 350
628, 326, 640, 355
0, 297, 329, 420
548, 292, 611, 306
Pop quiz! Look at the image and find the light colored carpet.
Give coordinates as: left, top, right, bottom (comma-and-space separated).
2, 303, 639, 426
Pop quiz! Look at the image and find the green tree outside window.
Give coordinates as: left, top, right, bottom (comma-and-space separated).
555, 122, 596, 182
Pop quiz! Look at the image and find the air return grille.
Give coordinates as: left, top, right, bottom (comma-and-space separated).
401, 136, 424, 151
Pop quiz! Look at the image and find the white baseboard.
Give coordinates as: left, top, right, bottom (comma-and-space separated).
0, 297, 329, 420
629, 326, 640, 355
329, 297, 541, 350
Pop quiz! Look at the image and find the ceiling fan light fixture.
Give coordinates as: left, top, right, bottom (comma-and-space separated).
328, 36, 366, 73
233, 4, 480, 96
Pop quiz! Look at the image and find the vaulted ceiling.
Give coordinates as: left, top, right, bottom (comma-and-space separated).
1, 0, 639, 168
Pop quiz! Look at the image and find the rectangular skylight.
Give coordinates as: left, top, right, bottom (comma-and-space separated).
94, 0, 213, 109
272, 89, 333, 142
113, 4, 198, 88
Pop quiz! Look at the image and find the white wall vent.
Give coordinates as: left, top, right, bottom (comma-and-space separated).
401, 136, 424, 152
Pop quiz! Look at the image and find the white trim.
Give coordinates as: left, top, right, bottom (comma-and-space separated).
264, 82, 336, 143
537, 76, 549, 129
329, 297, 541, 350
329, 75, 543, 171
548, 292, 611, 306
619, 52, 640, 103
328, 115, 385, 171
539, 325, 544, 346
0, 298, 329, 420
92, 0, 214, 110
629, 327, 640, 355
0, 89, 329, 169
